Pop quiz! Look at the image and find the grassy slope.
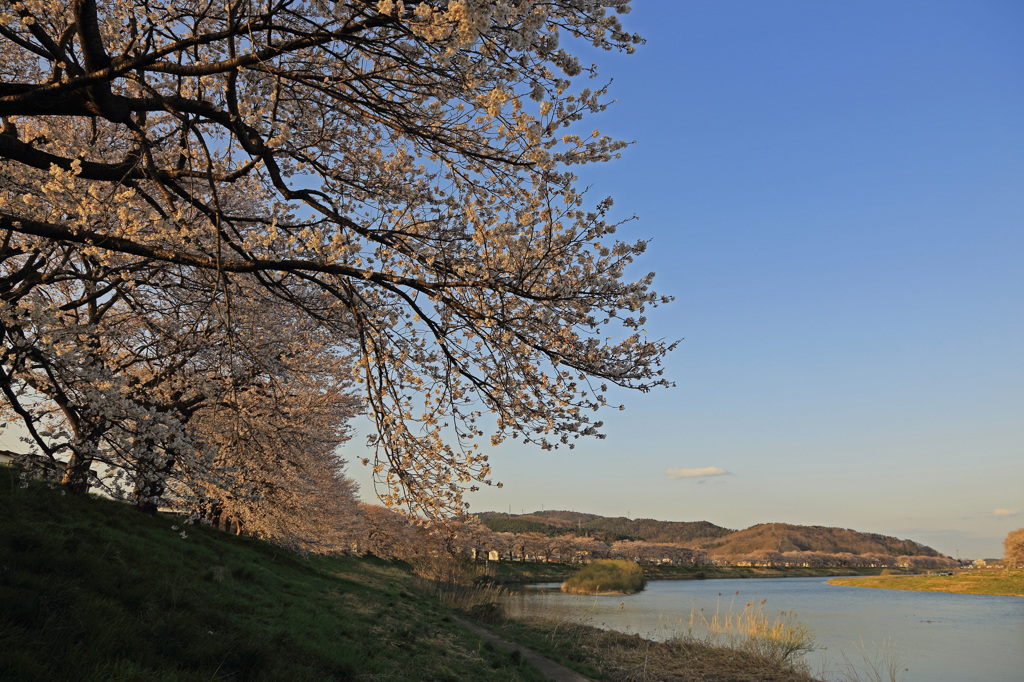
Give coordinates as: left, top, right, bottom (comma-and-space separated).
0, 467, 544, 681
828, 571, 1024, 597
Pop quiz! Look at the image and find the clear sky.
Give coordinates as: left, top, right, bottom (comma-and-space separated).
353, 0, 1024, 559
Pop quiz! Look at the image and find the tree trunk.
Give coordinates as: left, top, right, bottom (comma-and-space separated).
132, 453, 176, 514
61, 451, 92, 495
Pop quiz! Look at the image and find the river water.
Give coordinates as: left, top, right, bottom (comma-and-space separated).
513, 577, 1024, 681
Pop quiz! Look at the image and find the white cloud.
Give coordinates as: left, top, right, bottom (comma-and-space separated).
665, 466, 729, 480
993, 508, 1021, 517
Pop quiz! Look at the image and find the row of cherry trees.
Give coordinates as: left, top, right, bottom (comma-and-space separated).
0, 0, 670, 531
353, 510, 708, 565
719, 549, 957, 570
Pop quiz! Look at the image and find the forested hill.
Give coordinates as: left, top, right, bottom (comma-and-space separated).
476, 511, 734, 545
478, 512, 944, 558
700, 523, 944, 558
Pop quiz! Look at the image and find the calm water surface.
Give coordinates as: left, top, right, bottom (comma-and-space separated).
516, 577, 1024, 681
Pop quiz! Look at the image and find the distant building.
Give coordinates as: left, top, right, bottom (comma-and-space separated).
0, 450, 63, 478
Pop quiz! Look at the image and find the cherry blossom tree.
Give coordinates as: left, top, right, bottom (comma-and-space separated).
166, 288, 365, 550
0, 244, 219, 500
489, 531, 517, 561
1003, 528, 1024, 568
573, 535, 610, 561
356, 502, 433, 560
0, 0, 672, 518
519, 531, 551, 562
0, 236, 360, 526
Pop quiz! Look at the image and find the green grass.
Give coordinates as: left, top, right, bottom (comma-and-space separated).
560, 559, 645, 595
828, 570, 1024, 596
0, 467, 545, 681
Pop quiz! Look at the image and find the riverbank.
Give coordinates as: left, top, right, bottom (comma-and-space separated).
489, 617, 820, 682
644, 564, 885, 580
487, 559, 884, 585
828, 570, 1024, 596
3, 468, 830, 681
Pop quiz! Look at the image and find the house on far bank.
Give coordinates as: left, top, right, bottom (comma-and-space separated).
469, 548, 501, 562
0, 449, 62, 477
973, 559, 987, 568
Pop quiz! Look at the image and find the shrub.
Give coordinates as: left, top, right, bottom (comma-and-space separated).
561, 560, 645, 594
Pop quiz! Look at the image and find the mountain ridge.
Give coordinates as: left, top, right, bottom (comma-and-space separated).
477, 510, 945, 558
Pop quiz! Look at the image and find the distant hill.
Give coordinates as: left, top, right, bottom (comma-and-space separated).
477, 511, 945, 558
477, 510, 733, 545
698, 522, 943, 558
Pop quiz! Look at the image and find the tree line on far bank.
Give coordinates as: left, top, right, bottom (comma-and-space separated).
477, 511, 953, 566
357, 508, 958, 571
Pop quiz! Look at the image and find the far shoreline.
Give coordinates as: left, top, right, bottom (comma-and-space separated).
827, 570, 1024, 597
490, 560, 888, 587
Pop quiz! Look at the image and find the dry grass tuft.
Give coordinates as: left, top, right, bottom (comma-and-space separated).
411, 554, 510, 622
828, 638, 906, 682
685, 592, 816, 664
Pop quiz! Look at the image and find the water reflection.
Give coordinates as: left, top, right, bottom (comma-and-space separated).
510, 577, 1024, 682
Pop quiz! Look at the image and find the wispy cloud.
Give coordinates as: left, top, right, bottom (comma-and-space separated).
994, 508, 1021, 517
665, 466, 729, 480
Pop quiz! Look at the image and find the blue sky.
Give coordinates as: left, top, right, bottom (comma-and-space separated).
352, 1, 1023, 559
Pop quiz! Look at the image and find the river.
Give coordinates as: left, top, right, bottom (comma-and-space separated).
513, 577, 1024, 681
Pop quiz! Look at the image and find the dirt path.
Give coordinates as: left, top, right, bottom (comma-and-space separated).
450, 614, 595, 682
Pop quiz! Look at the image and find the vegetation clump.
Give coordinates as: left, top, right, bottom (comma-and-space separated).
561, 559, 646, 595
687, 593, 816, 664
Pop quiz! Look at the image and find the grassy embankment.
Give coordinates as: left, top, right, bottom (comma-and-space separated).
0, 467, 543, 681
828, 571, 1024, 597
1, 466, 826, 681
560, 559, 645, 595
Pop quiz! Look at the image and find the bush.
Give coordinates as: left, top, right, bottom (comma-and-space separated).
561, 560, 645, 594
